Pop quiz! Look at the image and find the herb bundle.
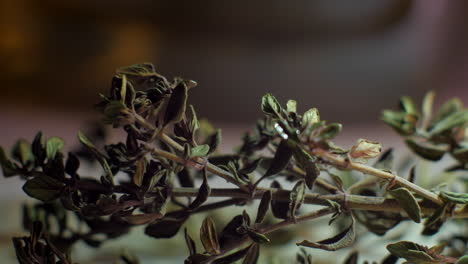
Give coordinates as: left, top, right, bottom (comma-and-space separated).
1, 63, 468, 264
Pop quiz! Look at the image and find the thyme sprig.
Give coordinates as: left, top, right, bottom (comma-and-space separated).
2, 63, 467, 264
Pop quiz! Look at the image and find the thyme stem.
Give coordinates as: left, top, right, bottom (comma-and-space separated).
170, 187, 468, 218
206, 208, 335, 263
150, 146, 248, 190
312, 148, 443, 205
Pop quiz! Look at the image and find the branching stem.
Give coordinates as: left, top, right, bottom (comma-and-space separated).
134, 110, 248, 190
312, 148, 443, 205
170, 187, 468, 218
150, 146, 247, 190
205, 207, 335, 263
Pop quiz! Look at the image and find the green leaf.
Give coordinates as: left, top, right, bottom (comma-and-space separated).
432, 98, 463, 125
388, 187, 421, 223
189, 105, 200, 134
219, 161, 248, 184
77, 132, 113, 184
177, 168, 194, 188
386, 241, 455, 264
103, 100, 127, 125
319, 123, 342, 140
31, 131, 45, 165
430, 110, 468, 135
400, 96, 418, 115
11, 139, 33, 166
243, 244, 260, 264
286, 100, 297, 114
296, 248, 313, 264
270, 181, 290, 219
387, 242, 433, 262
297, 216, 355, 251
452, 147, 468, 163
65, 152, 80, 176
422, 217, 445, 236
164, 82, 188, 125
184, 228, 197, 257
183, 143, 192, 159
200, 217, 220, 255
242, 210, 251, 226
405, 139, 446, 161
81, 195, 120, 216
219, 215, 246, 249
133, 158, 146, 187
353, 200, 403, 235
422, 91, 435, 129
429, 243, 446, 255
189, 169, 211, 209
205, 129, 222, 155
100, 159, 114, 185
424, 203, 447, 228
120, 250, 139, 264
456, 256, 468, 264
46, 136, 65, 160
292, 146, 320, 189
145, 216, 188, 238
239, 158, 262, 175
329, 174, 344, 191
184, 253, 211, 264
302, 108, 320, 130
374, 148, 394, 170
148, 170, 167, 191
325, 141, 348, 154
261, 93, 282, 119
190, 144, 210, 158
381, 254, 399, 264
117, 63, 156, 76
326, 199, 342, 225
407, 166, 416, 183
439, 191, 468, 204
0, 146, 18, 177
23, 175, 64, 202
264, 140, 293, 177
255, 190, 272, 224
77, 131, 96, 150
343, 252, 358, 264
199, 119, 216, 140
246, 228, 270, 244
119, 74, 128, 103
289, 181, 306, 219
381, 110, 416, 136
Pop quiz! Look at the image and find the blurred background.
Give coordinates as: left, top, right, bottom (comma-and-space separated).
1, 0, 468, 262
2, 0, 468, 125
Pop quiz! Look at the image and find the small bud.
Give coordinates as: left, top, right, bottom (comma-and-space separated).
350, 139, 382, 163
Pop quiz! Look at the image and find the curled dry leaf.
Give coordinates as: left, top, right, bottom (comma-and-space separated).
200, 217, 220, 255
297, 216, 355, 251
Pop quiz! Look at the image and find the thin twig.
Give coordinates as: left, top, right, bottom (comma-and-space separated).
312, 148, 443, 205
150, 147, 247, 190
290, 165, 341, 194
205, 207, 334, 263
170, 187, 468, 218
133, 111, 249, 190
166, 198, 245, 218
